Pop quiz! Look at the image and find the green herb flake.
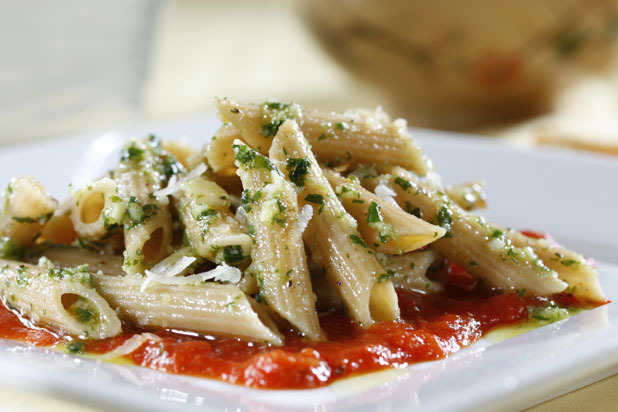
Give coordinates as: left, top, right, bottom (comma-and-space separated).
394, 177, 412, 190
66, 340, 85, 354
366, 201, 382, 224
378, 272, 392, 283
286, 158, 311, 187
560, 259, 579, 267
120, 142, 145, 162
223, 245, 245, 265
349, 234, 368, 248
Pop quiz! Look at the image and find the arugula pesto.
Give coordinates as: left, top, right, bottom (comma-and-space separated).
259, 101, 300, 138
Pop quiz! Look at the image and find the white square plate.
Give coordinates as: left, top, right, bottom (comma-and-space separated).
0, 117, 616, 412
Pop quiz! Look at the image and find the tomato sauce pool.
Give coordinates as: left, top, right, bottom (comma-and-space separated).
0, 285, 541, 389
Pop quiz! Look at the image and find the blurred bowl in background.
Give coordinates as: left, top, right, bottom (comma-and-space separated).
304, 0, 618, 129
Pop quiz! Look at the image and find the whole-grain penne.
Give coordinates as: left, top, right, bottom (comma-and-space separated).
113, 137, 182, 274
234, 141, 324, 340
507, 230, 604, 303
94, 272, 283, 345
0, 176, 57, 247
324, 168, 445, 254
0, 259, 121, 339
70, 177, 124, 240
174, 175, 253, 264
269, 120, 399, 326
364, 167, 567, 296
215, 98, 432, 176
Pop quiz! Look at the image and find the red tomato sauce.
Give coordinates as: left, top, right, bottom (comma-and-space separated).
0, 285, 595, 389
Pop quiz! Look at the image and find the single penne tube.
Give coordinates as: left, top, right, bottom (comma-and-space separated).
381, 249, 443, 293
215, 98, 431, 176
94, 273, 283, 345
269, 120, 399, 325
175, 176, 253, 265
0, 176, 57, 247
70, 177, 124, 240
365, 167, 567, 296
0, 259, 122, 339
324, 168, 445, 254
207, 124, 244, 173
234, 142, 325, 340
113, 137, 183, 274
507, 230, 605, 303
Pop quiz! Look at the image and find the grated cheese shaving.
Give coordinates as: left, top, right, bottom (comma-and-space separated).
153, 163, 208, 202
98, 333, 161, 360
374, 181, 401, 209
143, 262, 242, 289
297, 204, 313, 234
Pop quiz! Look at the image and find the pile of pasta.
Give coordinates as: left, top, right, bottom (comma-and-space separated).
0, 99, 605, 345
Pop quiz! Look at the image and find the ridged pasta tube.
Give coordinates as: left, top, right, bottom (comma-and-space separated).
381, 249, 442, 293
269, 120, 400, 326
234, 142, 325, 340
215, 98, 432, 176
0, 259, 121, 339
94, 273, 283, 345
365, 167, 567, 296
324, 169, 445, 254
70, 177, 124, 240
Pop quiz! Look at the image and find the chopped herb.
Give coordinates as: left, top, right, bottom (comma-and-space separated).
75, 307, 94, 323
0, 237, 24, 260
223, 245, 245, 265
233, 145, 274, 170
516, 289, 526, 297
469, 260, 478, 267
409, 263, 416, 270
394, 177, 412, 190
352, 199, 365, 204
304, 194, 324, 213
318, 133, 327, 140
436, 205, 453, 236
126, 197, 144, 227
366, 201, 382, 224
11, 216, 36, 224
378, 272, 392, 283
197, 208, 218, 220
405, 203, 422, 218
66, 341, 85, 354
120, 142, 145, 162
247, 223, 256, 236
286, 158, 310, 187
490, 229, 504, 239
349, 234, 368, 248
230, 107, 240, 114
335, 121, 348, 132
560, 259, 579, 267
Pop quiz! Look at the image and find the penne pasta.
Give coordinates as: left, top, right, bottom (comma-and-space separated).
0, 176, 57, 247
234, 141, 325, 340
269, 120, 400, 325
174, 175, 252, 264
94, 273, 283, 345
507, 230, 604, 303
215, 98, 432, 176
70, 177, 123, 240
0, 259, 121, 339
324, 168, 445, 254
364, 167, 567, 296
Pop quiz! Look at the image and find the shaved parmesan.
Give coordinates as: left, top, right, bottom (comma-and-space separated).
297, 204, 313, 234
374, 181, 400, 208
143, 262, 242, 288
153, 163, 208, 201
98, 333, 161, 360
